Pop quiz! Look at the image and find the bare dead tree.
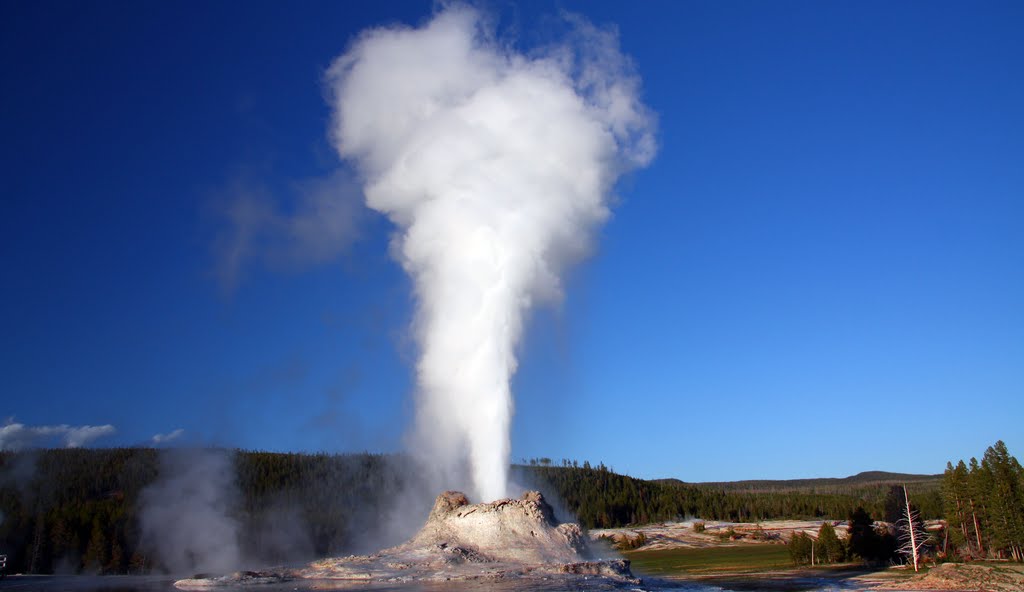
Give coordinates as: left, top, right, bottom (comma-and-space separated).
898, 484, 929, 572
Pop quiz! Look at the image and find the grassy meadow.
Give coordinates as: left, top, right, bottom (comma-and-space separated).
626, 545, 794, 577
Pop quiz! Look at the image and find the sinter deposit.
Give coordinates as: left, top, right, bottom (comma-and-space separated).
174, 491, 636, 589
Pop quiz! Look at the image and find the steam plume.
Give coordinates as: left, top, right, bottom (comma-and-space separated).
327, 7, 655, 502
139, 448, 240, 574
212, 170, 364, 293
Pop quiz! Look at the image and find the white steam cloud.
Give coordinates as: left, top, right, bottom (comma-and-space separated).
0, 420, 116, 450
326, 7, 655, 502
212, 170, 364, 293
139, 448, 240, 574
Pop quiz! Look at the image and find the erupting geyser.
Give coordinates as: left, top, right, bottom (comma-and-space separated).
327, 7, 656, 502
175, 10, 656, 589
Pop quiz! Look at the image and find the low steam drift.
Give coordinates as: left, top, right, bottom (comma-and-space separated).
327, 7, 655, 502
139, 449, 241, 575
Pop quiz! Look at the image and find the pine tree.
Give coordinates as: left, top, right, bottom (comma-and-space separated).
82, 520, 109, 574
981, 441, 1024, 561
942, 461, 972, 556
816, 521, 844, 564
848, 507, 882, 563
788, 531, 812, 565
128, 551, 149, 574
28, 510, 48, 574
967, 457, 988, 555
107, 540, 124, 574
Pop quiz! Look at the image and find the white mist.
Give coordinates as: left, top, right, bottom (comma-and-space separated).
327, 7, 655, 502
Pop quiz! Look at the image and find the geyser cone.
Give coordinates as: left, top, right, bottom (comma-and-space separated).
175, 490, 636, 590
408, 490, 588, 564
327, 6, 656, 501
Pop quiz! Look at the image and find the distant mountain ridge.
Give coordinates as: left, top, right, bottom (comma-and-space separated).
656, 470, 942, 494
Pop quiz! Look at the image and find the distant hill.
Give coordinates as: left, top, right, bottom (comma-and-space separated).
657, 470, 942, 494
517, 464, 943, 530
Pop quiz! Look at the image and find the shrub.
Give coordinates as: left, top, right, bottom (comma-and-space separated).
616, 532, 647, 550
789, 532, 813, 565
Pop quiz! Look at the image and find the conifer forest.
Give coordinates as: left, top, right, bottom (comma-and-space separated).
0, 441, 1020, 574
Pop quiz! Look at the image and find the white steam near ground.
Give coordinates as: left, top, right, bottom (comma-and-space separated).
139, 448, 241, 575
326, 6, 656, 502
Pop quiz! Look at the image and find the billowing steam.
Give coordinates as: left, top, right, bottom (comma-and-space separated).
139, 448, 241, 574
326, 7, 655, 502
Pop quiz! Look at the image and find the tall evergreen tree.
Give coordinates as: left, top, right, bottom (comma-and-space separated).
82, 520, 109, 574
848, 507, 882, 563
966, 457, 987, 555
884, 485, 905, 524
981, 441, 1024, 561
942, 442, 1024, 562
816, 521, 844, 564
942, 461, 972, 555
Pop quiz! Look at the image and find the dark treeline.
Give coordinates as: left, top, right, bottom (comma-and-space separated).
234, 450, 408, 560
518, 460, 942, 529
0, 448, 409, 575
1, 448, 944, 574
0, 447, 158, 575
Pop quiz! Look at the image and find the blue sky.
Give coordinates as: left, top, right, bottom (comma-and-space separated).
1, 0, 1021, 481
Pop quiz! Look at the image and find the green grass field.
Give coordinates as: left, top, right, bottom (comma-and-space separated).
626, 544, 794, 577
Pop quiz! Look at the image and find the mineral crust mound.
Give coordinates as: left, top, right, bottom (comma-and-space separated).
404, 489, 588, 564
175, 490, 637, 589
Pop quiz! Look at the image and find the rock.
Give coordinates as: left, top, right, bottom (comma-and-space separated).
428, 490, 470, 520
174, 570, 294, 588
559, 559, 634, 578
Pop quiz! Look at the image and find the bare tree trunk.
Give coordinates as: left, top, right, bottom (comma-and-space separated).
904, 485, 921, 572
954, 495, 970, 552
969, 497, 984, 555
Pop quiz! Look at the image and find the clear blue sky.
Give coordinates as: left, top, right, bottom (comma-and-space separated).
2, 0, 1021, 481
